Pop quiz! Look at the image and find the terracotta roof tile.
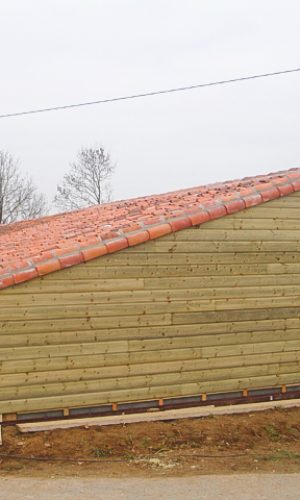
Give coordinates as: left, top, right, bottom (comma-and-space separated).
1, 167, 300, 290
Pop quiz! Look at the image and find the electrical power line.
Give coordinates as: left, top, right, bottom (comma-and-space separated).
1, 67, 300, 119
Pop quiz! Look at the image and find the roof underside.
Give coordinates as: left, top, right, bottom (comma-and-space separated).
1, 167, 300, 290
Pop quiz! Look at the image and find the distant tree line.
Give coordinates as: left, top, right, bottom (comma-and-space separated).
0, 146, 115, 224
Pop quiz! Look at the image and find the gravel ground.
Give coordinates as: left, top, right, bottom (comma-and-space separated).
0, 475, 299, 500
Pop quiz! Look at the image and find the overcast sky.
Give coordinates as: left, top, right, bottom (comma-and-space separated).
0, 1, 300, 210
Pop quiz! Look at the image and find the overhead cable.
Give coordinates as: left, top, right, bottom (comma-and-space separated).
0, 67, 300, 119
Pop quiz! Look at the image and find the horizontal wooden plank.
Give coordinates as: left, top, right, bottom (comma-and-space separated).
172, 306, 300, 325
202, 339, 300, 358
41, 262, 300, 280
6, 272, 300, 296
0, 347, 205, 375
2, 344, 300, 380
1, 349, 300, 388
0, 312, 173, 335
0, 317, 299, 362
2, 371, 300, 413
144, 274, 300, 290
78, 251, 300, 267
0, 326, 298, 356
2, 283, 300, 308
228, 207, 300, 219
0, 314, 298, 347
163, 229, 300, 242
1, 303, 299, 335
264, 202, 300, 209
258, 198, 300, 207
0, 330, 299, 363
3, 277, 145, 295
1, 360, 300, 401
124, 240, 300, 253
205, 218, 300, 230
1, 295, 300, 322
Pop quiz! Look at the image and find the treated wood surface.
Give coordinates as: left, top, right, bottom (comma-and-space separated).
1, 193, 300, 413
16, 399, 300, 432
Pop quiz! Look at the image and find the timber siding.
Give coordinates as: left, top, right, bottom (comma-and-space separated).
1, 191, 300, 414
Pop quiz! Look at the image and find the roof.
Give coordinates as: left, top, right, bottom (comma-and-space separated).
1, 167, 300, 290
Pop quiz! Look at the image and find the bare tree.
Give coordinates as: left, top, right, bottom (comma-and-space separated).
0, 151, 47, 224
54, 146, 115, 211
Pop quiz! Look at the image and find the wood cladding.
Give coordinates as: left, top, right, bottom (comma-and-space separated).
1, 192, 300, 413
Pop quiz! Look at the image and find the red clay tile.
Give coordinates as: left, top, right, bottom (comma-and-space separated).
31, 251, 55, 264
122, 224, 142, 233
141, 216, 162, 226
105, 237, 128, 253
291, 179, 300, 191
56, 247, 79, 257
126, 231, 150, 246
100, 230, 120, 240
259, 187, 280, 202
205, 203, 227, 219
286, 171, 300, 179
0, 167, 299, 290
239, 187, 256, 196
147, 224, 172, 239
79, 237, 102, 248
189, 210, 210, 226
13, 268, 38, 284
169, 209, 186, 219
36, 259, 61, 276
223, 198, 246, 214
169, 217, 192, 231
59, 252, 84, 269
82, 245, 108, 262
255, 182, 277, 191
242, 192, 263, 208
10, 259, 29, 270
0, 275, 14, 289
272, 176, 289, 185
276, 183, 294, 196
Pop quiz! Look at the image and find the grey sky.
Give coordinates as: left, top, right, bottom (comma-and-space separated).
0, 0, 299, 210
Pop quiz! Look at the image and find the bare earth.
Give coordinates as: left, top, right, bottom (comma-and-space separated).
0, 407, 300, 478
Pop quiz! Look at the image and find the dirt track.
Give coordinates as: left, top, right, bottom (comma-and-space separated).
0, 407, 300, 477
1, 475, 300, 500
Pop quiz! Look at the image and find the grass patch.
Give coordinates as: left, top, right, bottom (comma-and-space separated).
259, 450, 300, 461
264, 424, 281, 441
93, 447, 112, 458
